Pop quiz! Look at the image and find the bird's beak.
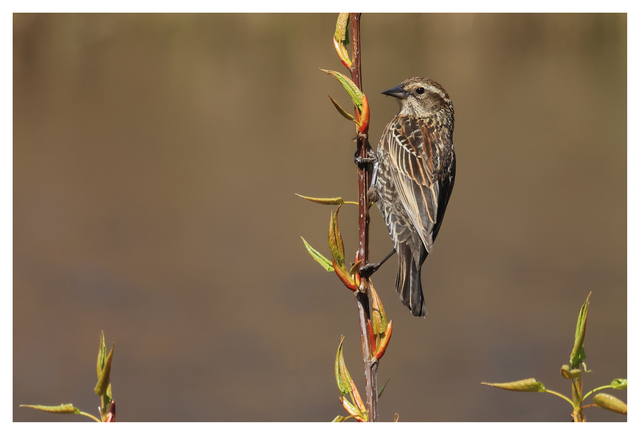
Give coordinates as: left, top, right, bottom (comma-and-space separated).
381, 84, 408, 100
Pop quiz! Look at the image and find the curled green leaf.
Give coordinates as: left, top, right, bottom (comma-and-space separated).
569, 292, 591, 369
348, 259, 363, 277
328, 205, 356, 290
94, 333, 114, 397
369, 282, 388, 335
300, 237, 334, 272
560, 364, 582, 380
481, 378, 546, 392
331, 415, 348, 422
335, 336, 353, 396
96, 331, 107, 379
332, 13, 351, 68
333, 13, 350, 47
593, 393, 627, 415
334, 337, 366, 419
328, 205, 346, 270
611, 378, 627, 390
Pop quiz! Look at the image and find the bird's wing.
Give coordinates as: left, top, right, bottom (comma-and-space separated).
382, 116, 440, 253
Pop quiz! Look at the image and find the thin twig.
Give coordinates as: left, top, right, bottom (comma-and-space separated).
349, 12, 378, 422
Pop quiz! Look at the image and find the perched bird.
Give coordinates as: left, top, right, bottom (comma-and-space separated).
372, 77, 456, 317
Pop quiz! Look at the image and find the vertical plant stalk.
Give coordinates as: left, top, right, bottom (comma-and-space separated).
349, 12, 378, 422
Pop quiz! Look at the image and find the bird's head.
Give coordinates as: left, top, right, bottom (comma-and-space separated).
382, 77, 453, 121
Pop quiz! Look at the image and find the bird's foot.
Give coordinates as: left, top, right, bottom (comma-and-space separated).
353, 145, 377, 168
358, 261, 382, 279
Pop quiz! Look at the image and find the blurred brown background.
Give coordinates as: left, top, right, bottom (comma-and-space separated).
13, 14, 626, 422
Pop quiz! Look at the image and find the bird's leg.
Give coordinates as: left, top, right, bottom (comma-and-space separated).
359, 248, 396, 278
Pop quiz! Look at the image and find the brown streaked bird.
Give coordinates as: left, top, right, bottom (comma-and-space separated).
372, 77, 456, 317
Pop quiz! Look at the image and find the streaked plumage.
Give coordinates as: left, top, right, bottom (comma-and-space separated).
374, 77, 456, 317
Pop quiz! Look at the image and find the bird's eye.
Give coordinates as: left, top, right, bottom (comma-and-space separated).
416, 87, 425, 95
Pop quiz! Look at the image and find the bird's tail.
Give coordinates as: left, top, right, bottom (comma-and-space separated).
395, 243, 428, 317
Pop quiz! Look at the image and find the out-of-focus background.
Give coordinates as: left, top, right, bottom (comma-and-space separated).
13, 14, 626, 422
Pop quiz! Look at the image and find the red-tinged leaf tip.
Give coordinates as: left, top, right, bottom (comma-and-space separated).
358, 93, 370, 134
375, 320, 393, 360
332, 38, 352, 69
349, 377, 367, 419
366, 318, 376, 355
333, 259, 357, 290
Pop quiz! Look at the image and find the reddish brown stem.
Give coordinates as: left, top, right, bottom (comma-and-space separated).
348, 12, 378, 422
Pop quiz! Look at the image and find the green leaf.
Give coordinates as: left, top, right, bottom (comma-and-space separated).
105, 383, 113, 406
331, 415, 348, 422
348, 259, 363, 277
335, 336, 353, 396
328, 205, 346, 270
320, 69, 363, 111
560, 364, 582, 380
328, 95, 356, 122
94, 333, 114, 397
593, 393, 627, 414
332, 13, 351, 68
369, 282, 388, 335
295, 193, 357, 205
96, 331, 106, 378
300, 237, 334, 272
569, 292, 591, 369
377, 378, 390, 399
333, 13, 349, 46
611, 378, 627, 390
20, 403, 81, 414
481, 378, 546, 392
